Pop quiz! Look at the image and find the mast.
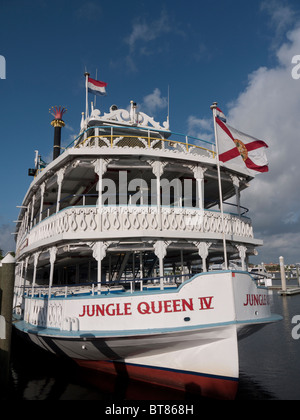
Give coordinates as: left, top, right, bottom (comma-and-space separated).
84, 71, 90, 120
210, 102, 228, 270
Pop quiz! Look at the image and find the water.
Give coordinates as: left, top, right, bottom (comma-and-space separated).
237, 285, 300, 400
5, 284, 300, 400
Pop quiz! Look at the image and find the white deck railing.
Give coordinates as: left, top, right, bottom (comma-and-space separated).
16, 206, 253, 252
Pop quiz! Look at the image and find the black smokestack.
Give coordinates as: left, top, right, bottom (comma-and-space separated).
52, 123, 63, 160
49, 106, 67, 160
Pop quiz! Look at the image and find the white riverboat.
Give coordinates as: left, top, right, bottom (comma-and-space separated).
12, 85, 281, 399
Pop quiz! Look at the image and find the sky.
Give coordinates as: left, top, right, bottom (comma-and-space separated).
1, 0, 300, 264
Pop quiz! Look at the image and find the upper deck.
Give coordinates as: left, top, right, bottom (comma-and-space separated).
15, 101, 258, 263
21, 101, 253, 212
71, 100, 216, 159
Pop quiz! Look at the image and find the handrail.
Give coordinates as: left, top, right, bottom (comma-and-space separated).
22, 274, 193, 298
65, 124, 215, 150
24, 203, 252, 242
32, 198, 250, 227
34, 125, 215, 177
74, 134, 216, 157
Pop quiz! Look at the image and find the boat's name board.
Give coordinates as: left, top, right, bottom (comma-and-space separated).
78, 296, 214, 318
243, 294, 270, 307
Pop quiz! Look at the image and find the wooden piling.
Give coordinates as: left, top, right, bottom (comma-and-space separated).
279, 256, 287, 292
278, 257, 300, 296
0, 253, 16, 395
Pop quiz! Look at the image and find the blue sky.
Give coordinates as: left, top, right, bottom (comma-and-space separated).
1, 0, 300, 264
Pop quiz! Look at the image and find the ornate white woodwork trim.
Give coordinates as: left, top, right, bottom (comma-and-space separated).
40, 182, 46, 196
57, 167, 67, 185
88, 241, 109, 262
230, 174, 243, 188
73, 133, 215, 162
49, 246, 57, 265
33, 251, 41, 268
193, 241, 212, 272
90, 102, 170, 131
147, 160, 168, 177
93, 158, 112, 177
153, 240, 171, 260
191, 165, 207, 180
236, 245, 247, 270
19, 206, 255, 255
236, 245, 247, 260
194, 241, 212, 260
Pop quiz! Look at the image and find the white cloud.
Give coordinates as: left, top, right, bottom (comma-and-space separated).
256, 232, 300, 264
0, 224, 16, 255
187, 115, 213, 142
125, 10, 171, 54
260, 0, 296, 44
193, 43, 213, 63
74, 1, 102, 21
226, 24, 300, 263
184, 3, 300, 263
124, 10, 183, 71
140, 88, 167, 116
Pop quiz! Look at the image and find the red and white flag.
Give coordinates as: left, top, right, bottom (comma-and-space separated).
215, 116, 269, 175
216, 107, 227, 122
87, 77, 107, 96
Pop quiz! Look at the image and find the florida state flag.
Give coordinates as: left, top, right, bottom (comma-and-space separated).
216, 117, 269, 175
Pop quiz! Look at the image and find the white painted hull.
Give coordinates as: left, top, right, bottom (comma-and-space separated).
14, 271, 281, 399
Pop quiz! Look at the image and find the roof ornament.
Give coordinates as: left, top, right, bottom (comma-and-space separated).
49, 106, 67, 123
89, 100, 170, 131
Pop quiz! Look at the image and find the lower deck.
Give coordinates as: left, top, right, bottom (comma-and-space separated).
13, 270, 279, 334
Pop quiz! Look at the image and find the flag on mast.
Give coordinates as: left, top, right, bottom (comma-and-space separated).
87, 77, 107, 96
216, 107, 227, 123
215, 114, 269, 176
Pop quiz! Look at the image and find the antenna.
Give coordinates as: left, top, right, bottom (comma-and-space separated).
168, 85, 170, 126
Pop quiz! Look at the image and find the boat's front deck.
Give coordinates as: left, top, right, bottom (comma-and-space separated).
19, 273, 192, 302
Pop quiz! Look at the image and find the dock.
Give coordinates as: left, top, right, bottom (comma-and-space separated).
277, 287, 300, 296
267, 285, 300, 295
271, 256, 300, 296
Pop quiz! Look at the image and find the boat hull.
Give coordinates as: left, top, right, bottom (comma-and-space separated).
75, 359, 239, 400
15, 322, 240, 399
13, 271, 282, 399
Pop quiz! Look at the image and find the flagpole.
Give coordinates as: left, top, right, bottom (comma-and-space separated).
84, 71, 90, 120
210, 102, 228, 270
94, 69, 98, 108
